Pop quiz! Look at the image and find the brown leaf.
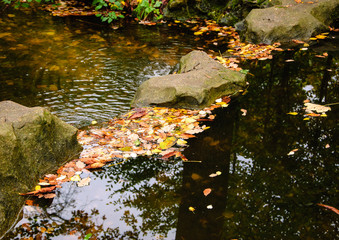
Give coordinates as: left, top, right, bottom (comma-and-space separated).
317, 203, 339, 215
79, 158, 98, 165
86, 162, 105, 169
43, 193, 57, 199
129, 108, 148, 120
161, 151, 177, 160
203, 188, 212, 196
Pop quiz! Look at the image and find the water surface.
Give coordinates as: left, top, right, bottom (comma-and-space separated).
1, 8, 338, 240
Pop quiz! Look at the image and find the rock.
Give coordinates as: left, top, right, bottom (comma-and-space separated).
241, 0, 339, 44
0, 101, 82, 237
131, 51, 247, 109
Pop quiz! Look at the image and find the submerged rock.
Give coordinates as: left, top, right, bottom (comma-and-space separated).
0, 101, 82, 237
240, 0, 339, 44
131, 51, 247, 109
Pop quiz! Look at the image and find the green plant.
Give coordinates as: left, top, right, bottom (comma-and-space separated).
133, 0, 162, 21
93, 0, 125, 23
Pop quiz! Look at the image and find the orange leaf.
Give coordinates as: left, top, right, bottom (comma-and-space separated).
317, 203, 339, 215
203, 188, 212, 196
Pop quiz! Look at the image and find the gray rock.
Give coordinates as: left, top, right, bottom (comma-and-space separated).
0, 101, 82, 237
131, 51, 247, 109
241, 0, 339, 44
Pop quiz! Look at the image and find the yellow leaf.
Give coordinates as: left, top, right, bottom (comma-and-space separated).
309, 37, 317, 40
303, 117, 310, 121
320, 113, 327, 117
152, 149, 162, 154
194, 31, 203, 35
70, 175, 81, 182
176, 139, 187, 146
91, 120, 97, 125
159, 137, 176, 150
174, 20, 180, 23
287, 112, 298, 115
188, 206, 195, 212
35, 185, 41, 191
316, 35, 327, 39
184, 117, 196, 123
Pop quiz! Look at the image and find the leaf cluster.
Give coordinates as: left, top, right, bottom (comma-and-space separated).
93, 0, 125, 23
133, 0, 162, 21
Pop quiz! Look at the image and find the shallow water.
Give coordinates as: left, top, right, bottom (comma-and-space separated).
1, 8, 338, 240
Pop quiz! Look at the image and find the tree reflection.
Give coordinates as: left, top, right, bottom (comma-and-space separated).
220, 50, 338, 239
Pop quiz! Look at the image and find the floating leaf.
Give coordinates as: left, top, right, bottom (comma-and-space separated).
159, 137, 176, 150
305, 103, 331, 113
70, 175, 81, 182
188, 206, 195, 212
287, 149, 299, 156
317, 203, 339, 215
176, 139, 187, 146
203, 188, 212, 196
86, 162, 105, 169
84, 233, 93, 240
77, 177, 91, 187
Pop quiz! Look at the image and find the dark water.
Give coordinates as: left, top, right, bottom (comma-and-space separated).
1, 8, 338, 240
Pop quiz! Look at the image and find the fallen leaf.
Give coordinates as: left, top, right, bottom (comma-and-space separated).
304, 103, 331, 113
70, 175, 81, 182
287, 112, 298, 115
203, 188, 212, 196
86, 162, 105, 169
188, 206, 195, 212
240, 109, 247, 116
159, 137, 176, 150
77, 177, 91, 187
287, 149, 299, 155
75, 161, 86, 170
43, 193, 56, 199
317, 203, 339, 215
191, 173, 203, 181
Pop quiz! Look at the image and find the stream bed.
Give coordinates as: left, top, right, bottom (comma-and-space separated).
1, 7, 338, 240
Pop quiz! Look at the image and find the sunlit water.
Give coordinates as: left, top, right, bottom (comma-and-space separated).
1, 7, 338, 240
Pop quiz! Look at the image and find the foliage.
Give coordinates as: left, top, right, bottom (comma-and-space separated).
93, 0, 125, 23
133, 0, 163, 21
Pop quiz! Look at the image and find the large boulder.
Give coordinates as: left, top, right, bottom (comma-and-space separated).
131, 51, 247, 109
240, 0, 339, 44
0, 101, 82, 237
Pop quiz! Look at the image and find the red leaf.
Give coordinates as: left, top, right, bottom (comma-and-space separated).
317, 203, 339, 215
129, 108, 148, 120
203, 188, 212, 196
161, 151, 177, 160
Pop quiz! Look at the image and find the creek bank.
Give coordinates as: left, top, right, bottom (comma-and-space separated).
238, 0, 339, 44
131, 50, 247, 109
0, 101, 82, 237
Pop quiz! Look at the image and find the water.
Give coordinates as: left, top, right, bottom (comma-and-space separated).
1, 7, 338, 240
0, 9, 204, 127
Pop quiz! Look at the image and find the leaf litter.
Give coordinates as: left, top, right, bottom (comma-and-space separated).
20, 97, 233, 199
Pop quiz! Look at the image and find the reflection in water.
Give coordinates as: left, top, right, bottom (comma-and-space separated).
1, 8, 338, 240
0, 9, 204, 127
176, 107, 235, 240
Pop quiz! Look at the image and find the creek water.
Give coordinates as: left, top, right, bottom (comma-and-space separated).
1, 7, 338, 240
